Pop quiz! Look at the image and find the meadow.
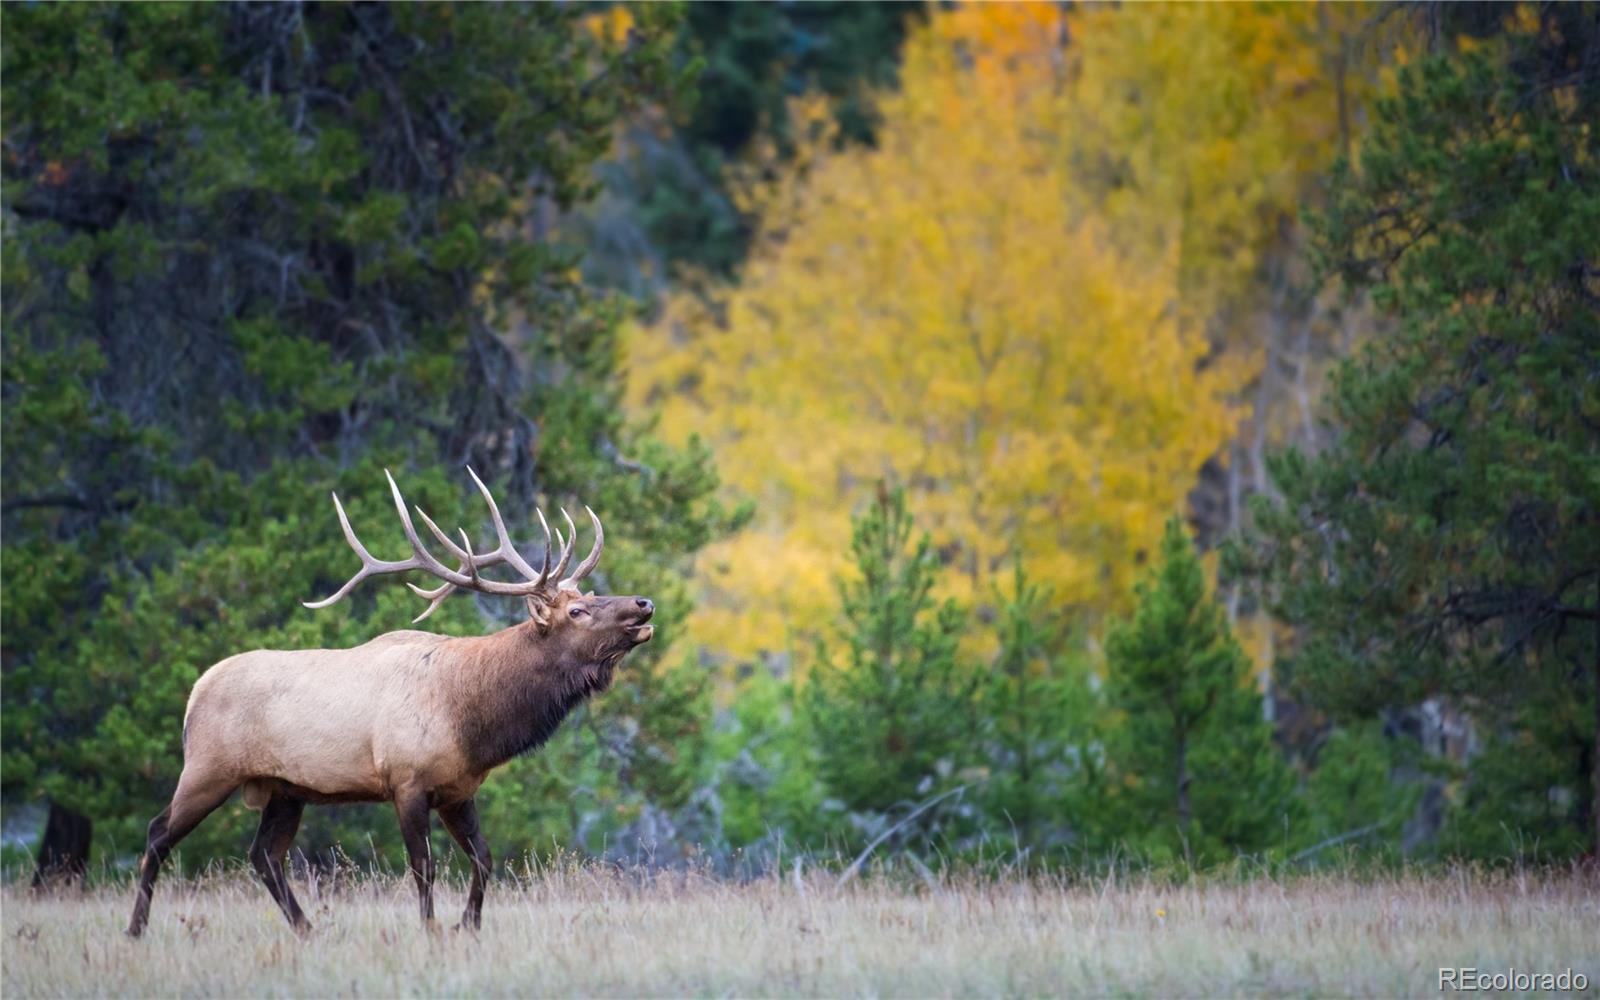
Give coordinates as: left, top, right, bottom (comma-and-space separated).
4, 865, 1597, 998
4, 8, 1599, 999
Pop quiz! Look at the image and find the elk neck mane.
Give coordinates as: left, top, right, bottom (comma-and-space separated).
444, 619, 621, 773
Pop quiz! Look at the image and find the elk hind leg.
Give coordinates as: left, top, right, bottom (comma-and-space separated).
249, 794, 311, 934
126, 772, 235, 938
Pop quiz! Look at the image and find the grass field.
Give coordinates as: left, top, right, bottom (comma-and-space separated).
3, 864, 1597, 997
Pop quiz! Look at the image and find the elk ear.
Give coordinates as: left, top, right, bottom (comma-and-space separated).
525, 594, 555, 633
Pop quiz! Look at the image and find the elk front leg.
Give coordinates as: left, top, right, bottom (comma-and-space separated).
392, 788, 436, 929
438, 799, 492, 931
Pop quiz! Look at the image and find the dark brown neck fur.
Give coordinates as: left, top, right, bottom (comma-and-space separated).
448, 620, 626, 774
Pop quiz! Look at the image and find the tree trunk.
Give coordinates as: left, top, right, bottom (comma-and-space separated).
31, 801, 92, 892
1175, 729, 1192, 837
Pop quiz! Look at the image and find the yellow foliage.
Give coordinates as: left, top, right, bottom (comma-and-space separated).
628, 3, 1368, 661
583, 5, 635, 47
1062, 2, 1367, 329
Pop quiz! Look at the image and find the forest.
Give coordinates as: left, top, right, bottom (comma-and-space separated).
3, 0, 1598, 888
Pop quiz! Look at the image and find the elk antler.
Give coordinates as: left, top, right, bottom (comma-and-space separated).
557, 506, 603, 593
303, 468, 604, 623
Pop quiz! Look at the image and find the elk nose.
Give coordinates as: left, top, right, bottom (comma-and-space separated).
635, 598, 653, 614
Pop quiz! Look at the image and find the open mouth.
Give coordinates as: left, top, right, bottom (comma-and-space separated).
628, 623, 654, 644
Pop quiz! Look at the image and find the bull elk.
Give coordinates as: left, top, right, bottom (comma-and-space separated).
126, 470, 654, 937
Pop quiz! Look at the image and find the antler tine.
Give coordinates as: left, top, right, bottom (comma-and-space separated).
558, 506, 604, 591
549, 526, 567, 581
407, 576, 456, 623
405, 528, 487, 625
458, 529, 481, 585
405, 511, 495, 623
410, 600, 450, 624
406, 476, 563, 615
383, 471, 475, 584
304, 491, 432, 609
549, 508, 579, 582
415, 504, 472, 564
418, 497, 542, 582
466, 466, 546, 583
534, 508, 555, 584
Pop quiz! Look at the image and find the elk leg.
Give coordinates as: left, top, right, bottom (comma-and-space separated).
249, 794, 310, 933
392, 788, 436, 928
126, 773, 235, 937
438, 799, 492, 930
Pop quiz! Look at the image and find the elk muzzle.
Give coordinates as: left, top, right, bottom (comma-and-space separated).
626, 598, 654, 644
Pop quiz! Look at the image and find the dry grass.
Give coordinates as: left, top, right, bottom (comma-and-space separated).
3, 864, 1597, 997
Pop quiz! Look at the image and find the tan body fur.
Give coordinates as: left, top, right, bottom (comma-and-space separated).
190, 631, 483, 811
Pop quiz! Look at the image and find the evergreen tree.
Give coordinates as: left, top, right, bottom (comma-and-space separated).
1228, 12, 1600, 858
806, 485, 981, 853
1106, 518, 1296, 864
638, 1, 921, 278
980, 560, 1104, 858
705, 663, 827, 863
1, 2, 738, 880
1298, 723, 1418, 863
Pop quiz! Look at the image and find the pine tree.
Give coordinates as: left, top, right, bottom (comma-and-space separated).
806, 485, 981, 853
1105, 518, 1296, 864
1300, 723, 1417, 862
1229, 10, 1600, 859
980, 560, 1104, 857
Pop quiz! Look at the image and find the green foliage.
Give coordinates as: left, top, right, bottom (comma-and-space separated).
805, 486, 982, 853
1106, 519, 1298, 864
8, 0, 1594, 881
1439, 687, 1595, 864
1228, 20, 1600, 858
978, 561, 1104, 858
1, 1, 745, 871
1299, 723, 1417, 862
613, 2, 922, 278
707, 664, 825, 861
678, 1, 914, 155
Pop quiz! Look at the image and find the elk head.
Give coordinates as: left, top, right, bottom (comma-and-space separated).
303, 468, 653, 655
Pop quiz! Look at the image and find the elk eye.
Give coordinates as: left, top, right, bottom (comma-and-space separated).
568, 606, 588, 619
